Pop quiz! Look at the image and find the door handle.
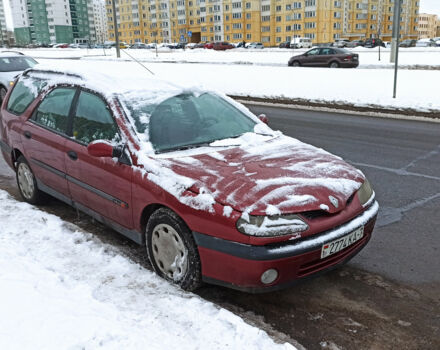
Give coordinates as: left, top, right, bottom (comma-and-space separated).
23, 131, 31, 139
67, 150, 78, 161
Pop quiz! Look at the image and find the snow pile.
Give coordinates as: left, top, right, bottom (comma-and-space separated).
0, 190, 296, 350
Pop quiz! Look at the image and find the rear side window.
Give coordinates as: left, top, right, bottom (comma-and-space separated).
34, 88, 76, 134
72, 91, 119, 144
7, 76, 45, 115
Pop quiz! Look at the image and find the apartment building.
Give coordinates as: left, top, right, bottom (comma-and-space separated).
0, 1, 7, 45
94, 0, 109, 43
11, 0, 97, 46
417, 13, 437, 39
106, 0, 419, 46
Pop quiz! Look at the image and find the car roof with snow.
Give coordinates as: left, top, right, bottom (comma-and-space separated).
23, 61, 183, 98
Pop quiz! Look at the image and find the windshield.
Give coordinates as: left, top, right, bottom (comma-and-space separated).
0, 56, 37, 72
124, 92, 257, 153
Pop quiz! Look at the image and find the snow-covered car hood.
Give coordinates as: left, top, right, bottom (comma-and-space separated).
153, 134, 364, 216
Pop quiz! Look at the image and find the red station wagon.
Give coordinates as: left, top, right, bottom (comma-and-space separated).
0, 64, 378, 292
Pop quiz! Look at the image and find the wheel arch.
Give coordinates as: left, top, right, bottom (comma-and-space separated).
11, 148, 24, 169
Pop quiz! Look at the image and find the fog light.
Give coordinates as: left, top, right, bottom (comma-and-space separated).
260, 269, 278, 285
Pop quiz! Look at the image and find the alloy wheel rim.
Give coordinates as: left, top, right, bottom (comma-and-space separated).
151, 223, 188, 281
17, 163, 35, 200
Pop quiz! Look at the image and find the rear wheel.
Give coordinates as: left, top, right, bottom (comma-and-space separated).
16, 156, 47, 204
146, 208, 202, 291
329, 61, 340, 68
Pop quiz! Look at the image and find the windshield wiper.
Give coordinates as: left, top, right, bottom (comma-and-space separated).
157, 141, 215, 153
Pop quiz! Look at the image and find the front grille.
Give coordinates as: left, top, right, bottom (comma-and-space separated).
300, 210, 328, 220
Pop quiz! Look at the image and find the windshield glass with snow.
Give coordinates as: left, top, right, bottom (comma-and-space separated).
0, 57, 37, 72
124, 92, 257, 153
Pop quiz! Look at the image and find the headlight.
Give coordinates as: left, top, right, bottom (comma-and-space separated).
236, 213, 309, 237
9, 81, 14, 86
357, 179, 374, 207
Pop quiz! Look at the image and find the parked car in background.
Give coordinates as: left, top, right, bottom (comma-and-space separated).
333, 39, 350, 48
0, 64, 378, 292
290, 37, 312, 49
185, 43, 197, 49
194, 43, 205, 49
204, 42, 214, 49
364, 38, 385, 48
130, 43, 149, 49
399, 39, 417, 48
288, 47, 359, 68
247, 42, 264, 49
0, 51, 37, 103
346, 40, 364, 48
279, 41, 291, 48
213, 42, 234, 50
53, 43, 69, 48
415, 38, 436, 47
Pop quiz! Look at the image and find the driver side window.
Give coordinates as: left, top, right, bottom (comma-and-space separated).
72, 91, 119, 145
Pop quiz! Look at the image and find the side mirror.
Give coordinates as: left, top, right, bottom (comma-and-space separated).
258, 114, 269, 124
87, 140, 123, 158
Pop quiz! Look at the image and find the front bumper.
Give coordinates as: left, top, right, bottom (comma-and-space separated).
194, 201, 379, 292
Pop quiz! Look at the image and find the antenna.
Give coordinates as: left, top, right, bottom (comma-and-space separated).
120, 48, 155, 76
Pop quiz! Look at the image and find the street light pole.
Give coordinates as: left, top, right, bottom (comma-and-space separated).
391, 0, 401, 98
111, 0, 120, 58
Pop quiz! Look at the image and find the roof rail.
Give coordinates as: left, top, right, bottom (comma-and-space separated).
0, 50, 24, 55
23, 68, 83, 79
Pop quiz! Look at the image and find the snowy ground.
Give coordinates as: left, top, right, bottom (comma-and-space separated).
0, 185, 295, 350
36, 58, 440, 113
12, 47, 440, 69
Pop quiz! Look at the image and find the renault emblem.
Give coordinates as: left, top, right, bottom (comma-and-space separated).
329, 195, 339, 208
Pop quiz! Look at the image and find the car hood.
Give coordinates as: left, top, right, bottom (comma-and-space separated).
0, 70, 24, 85
154, 134, 364, 215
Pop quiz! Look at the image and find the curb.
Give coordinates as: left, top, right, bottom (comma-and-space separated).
230, 96, 440, 123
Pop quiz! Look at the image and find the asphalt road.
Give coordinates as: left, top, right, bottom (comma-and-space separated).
247, 105, 440, 289
1, 106, 439, 349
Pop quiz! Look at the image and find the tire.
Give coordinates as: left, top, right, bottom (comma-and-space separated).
0, 86, 7, 105
329, 61, 340, 68
146, 208, 202, 291
292, 61, 301, 67
16, 156, 47, 204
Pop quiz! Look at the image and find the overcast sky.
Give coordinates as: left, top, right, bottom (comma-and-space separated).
2, 0, 440, 30
420, 0, 440, 15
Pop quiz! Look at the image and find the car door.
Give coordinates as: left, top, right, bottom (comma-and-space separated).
64, 89, 134, 229
319, 48, 335, 66
21, 86, 77, 201
301, 48, 320, 66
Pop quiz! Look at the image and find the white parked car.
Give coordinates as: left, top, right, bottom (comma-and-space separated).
290, 37, 313, 49
415, 38, 436, 47
0, 51, 37, 103
247, 42, 264, 49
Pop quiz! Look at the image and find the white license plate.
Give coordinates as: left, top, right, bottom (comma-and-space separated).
321, 226, 364, 259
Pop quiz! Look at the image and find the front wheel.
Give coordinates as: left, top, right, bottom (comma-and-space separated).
16, 156, 47, 204
146, 208, 202, 291
292, 61, 301, 67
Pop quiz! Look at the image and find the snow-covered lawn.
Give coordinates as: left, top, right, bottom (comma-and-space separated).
12, 47, 440, 69
0, 188, 295, 349
37, 58, 439, 112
